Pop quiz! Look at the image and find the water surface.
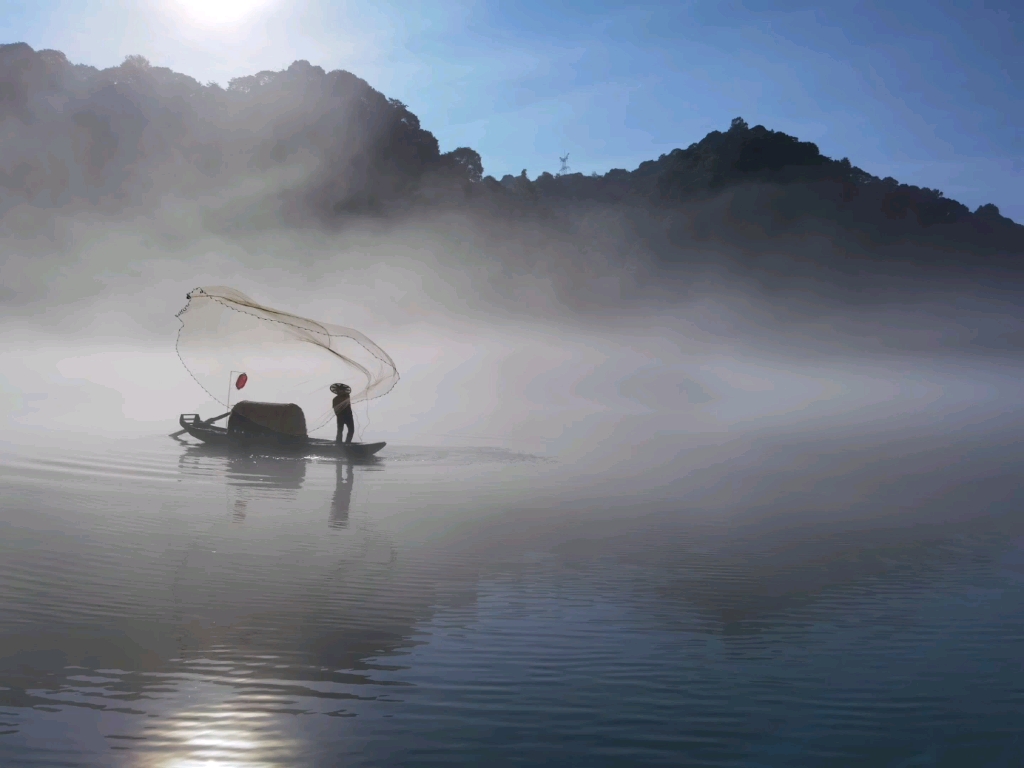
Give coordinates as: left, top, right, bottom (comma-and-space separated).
1, 428, 1023, 766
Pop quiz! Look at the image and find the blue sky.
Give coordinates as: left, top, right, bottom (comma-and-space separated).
2, 0, 1020, 220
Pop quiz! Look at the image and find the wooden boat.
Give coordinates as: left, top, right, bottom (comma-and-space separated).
176, 412, 386, 458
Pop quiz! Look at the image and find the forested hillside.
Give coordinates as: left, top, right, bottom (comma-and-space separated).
1, 42, 1020, 259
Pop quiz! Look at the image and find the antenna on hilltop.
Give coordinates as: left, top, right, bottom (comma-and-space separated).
558, 153, 571, 176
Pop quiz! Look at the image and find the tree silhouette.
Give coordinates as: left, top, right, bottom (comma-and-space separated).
442, 147, 484, 183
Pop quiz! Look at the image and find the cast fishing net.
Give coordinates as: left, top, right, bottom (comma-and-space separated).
176, 286, 399, 432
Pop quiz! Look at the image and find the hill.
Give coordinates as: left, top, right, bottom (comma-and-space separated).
520, 118, 1021, 255
0, 42, 481, 220
1, 42, 1020, 260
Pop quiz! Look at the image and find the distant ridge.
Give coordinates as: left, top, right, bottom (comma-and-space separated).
1, 42, 1020, 256
517, 117, 1022, 256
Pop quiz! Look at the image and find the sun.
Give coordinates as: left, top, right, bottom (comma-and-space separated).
168, 0, 276, 27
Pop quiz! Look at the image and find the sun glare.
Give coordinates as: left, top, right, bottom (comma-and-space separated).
168, 0, 276, 27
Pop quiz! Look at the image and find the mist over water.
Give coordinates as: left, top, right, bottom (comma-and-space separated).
2, 44, 1023, 766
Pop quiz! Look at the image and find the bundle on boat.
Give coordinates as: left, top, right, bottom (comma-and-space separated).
228, 401, 307, 441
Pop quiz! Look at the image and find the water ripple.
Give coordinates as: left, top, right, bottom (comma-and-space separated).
0, 435, 1022, 765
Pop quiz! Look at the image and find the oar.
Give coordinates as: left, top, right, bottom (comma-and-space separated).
169, 411, 231, 438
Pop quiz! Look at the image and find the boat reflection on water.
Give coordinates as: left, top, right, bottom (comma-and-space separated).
176, 441, 369, 528
229, 451, 306, 524
225, 451, 308, 492
177, 444, 309, 490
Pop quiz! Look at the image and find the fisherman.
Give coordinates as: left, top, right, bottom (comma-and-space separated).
330, 383, 355, 444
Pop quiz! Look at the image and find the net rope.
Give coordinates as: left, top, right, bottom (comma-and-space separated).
176, 286, 399, 432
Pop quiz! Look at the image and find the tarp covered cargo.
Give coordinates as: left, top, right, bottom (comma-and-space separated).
228, 401, 307, 438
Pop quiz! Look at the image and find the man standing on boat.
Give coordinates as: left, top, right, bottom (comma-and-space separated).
331, 383, 355, 443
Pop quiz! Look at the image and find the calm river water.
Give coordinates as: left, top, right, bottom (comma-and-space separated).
1, 424, 1023, 766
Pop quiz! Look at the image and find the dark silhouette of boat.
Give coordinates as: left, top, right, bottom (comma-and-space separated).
176, 411, 386, 458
